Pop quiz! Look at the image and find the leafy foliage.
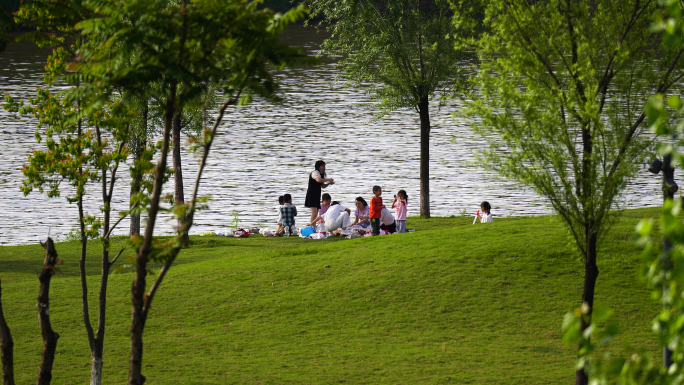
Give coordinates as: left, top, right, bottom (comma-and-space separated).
308, 0, 472, 115
306, 0, 476, 217
468, 3, 684, 382
77, 0, 309, 110
69, 1, 312, 383
466, 0, 684, 258
558, 2, 684, 383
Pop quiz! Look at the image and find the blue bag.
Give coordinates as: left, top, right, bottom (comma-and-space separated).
300, 226, 315, 237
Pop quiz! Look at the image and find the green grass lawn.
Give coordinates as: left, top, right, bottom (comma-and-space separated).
0, 208, 663, 384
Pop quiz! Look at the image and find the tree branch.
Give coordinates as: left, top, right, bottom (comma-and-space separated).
598, 0, 652, 114
110, 247, 126, 266
104, 209, 131, 240
606, 45, 684, 182
143, 93, 240, 320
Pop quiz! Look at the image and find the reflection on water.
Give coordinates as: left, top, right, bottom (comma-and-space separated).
0, 25, 663, 246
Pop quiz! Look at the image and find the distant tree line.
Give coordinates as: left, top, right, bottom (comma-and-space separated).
0, 0, 19, 13
261, 0, 304, 13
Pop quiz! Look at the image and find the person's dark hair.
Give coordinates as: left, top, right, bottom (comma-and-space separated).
314, 160, 326, 178
284, 194, 292, 203
322, 193, 331, 201
331, 201, 340, 206
397, 189, 408, 203
355, 196, 368, 207
278, 195, 284, 204
372, 185, 381, 193
481, 201, 491, 214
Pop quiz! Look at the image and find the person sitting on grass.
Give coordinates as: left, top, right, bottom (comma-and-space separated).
350, 196, 370, 228
313, 193, 332, 232
309, 201, 351, 232
474, 201, 493, 223
276, 195, 285, 234
280, 194, 297, 235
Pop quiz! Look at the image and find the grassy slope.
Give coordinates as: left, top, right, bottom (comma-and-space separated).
0, 208, 662, 384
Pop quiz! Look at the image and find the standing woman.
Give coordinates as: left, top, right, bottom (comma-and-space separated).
305, 160, 335, 226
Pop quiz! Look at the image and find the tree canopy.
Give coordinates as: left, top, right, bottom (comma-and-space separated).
466, 1, 684, 383
307, 0, 475, 217
73, 1, 311, 383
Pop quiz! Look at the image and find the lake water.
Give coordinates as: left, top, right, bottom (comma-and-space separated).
0, 25, 663, 245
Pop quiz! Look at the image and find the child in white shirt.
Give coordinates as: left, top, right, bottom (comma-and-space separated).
474, 201, 493, 223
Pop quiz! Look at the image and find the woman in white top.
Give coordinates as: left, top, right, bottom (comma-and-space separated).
309, 202, 351, 232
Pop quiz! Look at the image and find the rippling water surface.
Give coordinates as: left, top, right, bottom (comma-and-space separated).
0, 25, 663, 245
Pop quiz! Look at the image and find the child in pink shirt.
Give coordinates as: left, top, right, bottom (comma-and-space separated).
315, 193, 332, 232
391, 190, 408, 233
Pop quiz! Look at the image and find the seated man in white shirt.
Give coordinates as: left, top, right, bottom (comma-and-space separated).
379, 208, 397, 234
309, 202, 352, 232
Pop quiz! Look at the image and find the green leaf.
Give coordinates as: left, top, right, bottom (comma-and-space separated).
592, 305, 613, 324
668, 95, 682, 110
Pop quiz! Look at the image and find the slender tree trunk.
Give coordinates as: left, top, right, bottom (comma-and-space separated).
76, 112, 103, 385
0, 280, 15, 385
37, 238, 59, 385
129, 81, 177, 385
78, 225, 97, 384
130, 103, 147, 237
90, 339, 103, 385
417, 96, 431, 218
91, 179, 112, 385
172, 111, 188, 245
92, 229, 112, 385
575, 229, 598, 385
662, 154, 675, 368
130, 154, 142, 237
130, 2, 186, 382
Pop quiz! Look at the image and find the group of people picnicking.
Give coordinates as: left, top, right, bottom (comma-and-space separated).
275, 160, 493, 237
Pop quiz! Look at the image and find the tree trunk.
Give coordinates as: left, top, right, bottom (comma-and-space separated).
91, 226, 112, 385
130, 102, 147, 237
662, 154, 675, 368
91, 238, 112, 385
129, 153, 141, 237
37, 238, 59, 385
172, 112, 189, 245
418, 96, 431, 218
130, 3, 185, 382
78, 231, 97, 384
0, 280, 15, 385
89, 340, 103, 385
575, 230, 598, 385
129, 258, 147, 385
129, 79, 177, 385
